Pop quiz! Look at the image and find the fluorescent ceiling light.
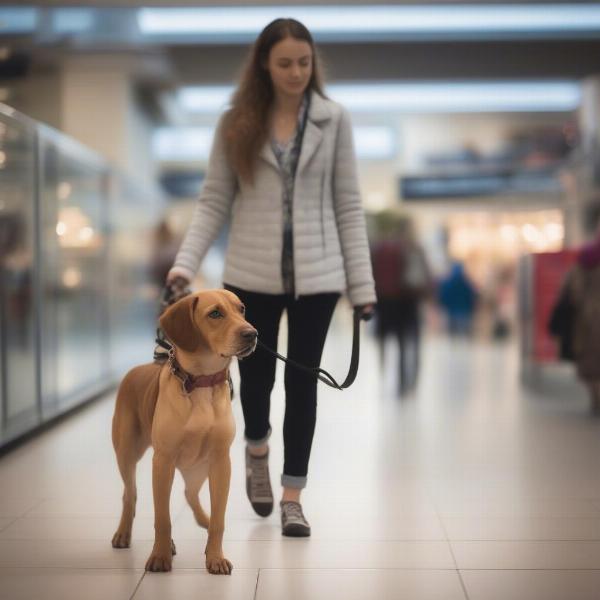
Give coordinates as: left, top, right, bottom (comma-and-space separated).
154, 127, 215, 161
178, 82, 580, 114
0, 7, 37, 34
154, 125, 396, 161
353, 127, 396, 159
178, 87, 232, 114
52, 9, 95, 34
138, 5, 600, 40
330, 82, 581, 113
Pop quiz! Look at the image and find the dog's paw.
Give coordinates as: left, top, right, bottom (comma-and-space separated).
206, 555, 233, 575
145, 550, 173, 572
111, 530, 131, 548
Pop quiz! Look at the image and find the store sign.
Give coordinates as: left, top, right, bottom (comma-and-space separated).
401, 171, 561, 200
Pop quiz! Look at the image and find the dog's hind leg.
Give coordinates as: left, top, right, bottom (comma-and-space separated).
181, 464, 210, 529
112, 432, 148, 549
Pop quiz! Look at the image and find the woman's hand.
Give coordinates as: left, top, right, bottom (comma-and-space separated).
356, 303, 375, 321
166, 271, 189, 286
159, 275, 191, 315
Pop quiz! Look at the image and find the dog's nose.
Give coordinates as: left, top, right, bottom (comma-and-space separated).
241, 328, 257, 341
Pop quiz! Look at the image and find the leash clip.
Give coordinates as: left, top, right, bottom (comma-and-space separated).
167, 347, 177, 375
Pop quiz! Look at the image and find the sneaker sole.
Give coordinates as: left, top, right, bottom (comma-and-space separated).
246, 480, 273, 517
251, 501, 273, 517
282, 524, 311, 537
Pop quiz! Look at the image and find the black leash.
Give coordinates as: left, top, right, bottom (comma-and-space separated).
154, 286, 371, 390
256, 308, 370, 390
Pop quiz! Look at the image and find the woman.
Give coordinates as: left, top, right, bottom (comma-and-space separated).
166, 18, 376, 536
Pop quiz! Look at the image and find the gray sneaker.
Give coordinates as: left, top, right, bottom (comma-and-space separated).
280, 501, 311, 537
245, 447, 273, 517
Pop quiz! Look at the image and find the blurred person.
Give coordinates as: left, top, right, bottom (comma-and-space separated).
150, 218, 181, 289
551, 226, 600, 414
371, 212, 432, 395
163, 18, 375, 537
438, 261, 478, 336
488, 265, 515, 340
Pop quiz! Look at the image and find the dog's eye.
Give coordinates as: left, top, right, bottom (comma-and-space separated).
240, 305, 246, 314
208, 310, 223, 319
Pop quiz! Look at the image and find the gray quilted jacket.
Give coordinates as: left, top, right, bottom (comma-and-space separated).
170, 91, 376, 307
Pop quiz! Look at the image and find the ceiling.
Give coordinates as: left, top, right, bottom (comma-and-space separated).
2, 4, 600, 83
3, 3, 600, 125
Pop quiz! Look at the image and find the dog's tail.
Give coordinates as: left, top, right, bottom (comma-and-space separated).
185, 490, 210, 529
195, 505, 210, 529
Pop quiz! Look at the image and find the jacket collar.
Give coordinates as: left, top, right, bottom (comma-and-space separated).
307, 90, 332, 123
259, 90, 331, 171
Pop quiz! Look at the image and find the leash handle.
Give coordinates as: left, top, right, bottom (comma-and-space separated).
256, 308, 367, 390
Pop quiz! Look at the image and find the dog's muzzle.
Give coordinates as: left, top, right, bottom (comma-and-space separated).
233, 327, 258, 359
236, 341, 257, 359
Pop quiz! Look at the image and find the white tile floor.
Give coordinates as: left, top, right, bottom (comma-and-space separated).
2, 321, 600, 599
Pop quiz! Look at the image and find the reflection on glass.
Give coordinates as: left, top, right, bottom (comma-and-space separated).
0, 105, 164, 447
39, 140, 110, 408
0, 113, 37, 427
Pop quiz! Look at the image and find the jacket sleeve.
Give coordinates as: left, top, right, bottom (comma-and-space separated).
332, 107, 377, 306
169, 113, 237, 282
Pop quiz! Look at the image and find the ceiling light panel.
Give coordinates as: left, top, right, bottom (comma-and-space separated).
177, 82, 580, 114
138, 5, 600, 42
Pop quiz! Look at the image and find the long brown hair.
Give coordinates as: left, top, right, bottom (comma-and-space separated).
223, 18, 326, 183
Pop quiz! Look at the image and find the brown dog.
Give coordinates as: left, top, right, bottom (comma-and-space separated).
111, 290, 257, 573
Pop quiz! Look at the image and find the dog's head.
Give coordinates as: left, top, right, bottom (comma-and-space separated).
159, 289, 257, 359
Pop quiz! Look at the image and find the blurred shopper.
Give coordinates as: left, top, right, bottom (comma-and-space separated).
488, 265, 515, 340
371, 213, 432, 395
163, 19, 375, 536
551, 229, 600, 414
438, 261, 478, 336
150, 219, 180, 289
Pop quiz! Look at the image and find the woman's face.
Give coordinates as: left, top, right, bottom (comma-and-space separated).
266, 36, 313, 99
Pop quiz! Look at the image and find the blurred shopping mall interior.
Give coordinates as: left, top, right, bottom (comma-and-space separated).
2, 3, 600, 599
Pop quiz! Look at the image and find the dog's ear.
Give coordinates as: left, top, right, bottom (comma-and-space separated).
159, 295, 202, 353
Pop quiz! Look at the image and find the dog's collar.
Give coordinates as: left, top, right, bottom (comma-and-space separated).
168, 350, 229, 394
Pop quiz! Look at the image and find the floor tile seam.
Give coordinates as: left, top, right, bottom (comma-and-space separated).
0, 563, 464, 570
457, 568, 600, 572
221, 567, 463, 571
128, 570, 146, 599
0, 566, 147, 571
253, 568, 261, 600
0, 537, 463, 542
19, 498, 47, 519
33, 567, 457, 573
436, 507, 470, 600
449, 539, 600, 543
0, 536, 157, 542
441, 516, 600, 520
254, 567, 468, 572
448, 539, 600, 542
0, 567, 146, 572
175, 540, 452, 544
0, 516, 18, 533
172, 537, 453, 542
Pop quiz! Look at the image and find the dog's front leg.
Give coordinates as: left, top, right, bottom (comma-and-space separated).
146, 452, 176, 572
205, 453, 233, 575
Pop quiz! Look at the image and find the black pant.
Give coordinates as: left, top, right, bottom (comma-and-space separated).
224, 284, 339, 481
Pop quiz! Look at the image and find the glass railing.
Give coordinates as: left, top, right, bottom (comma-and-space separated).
0, 104, 165, 449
